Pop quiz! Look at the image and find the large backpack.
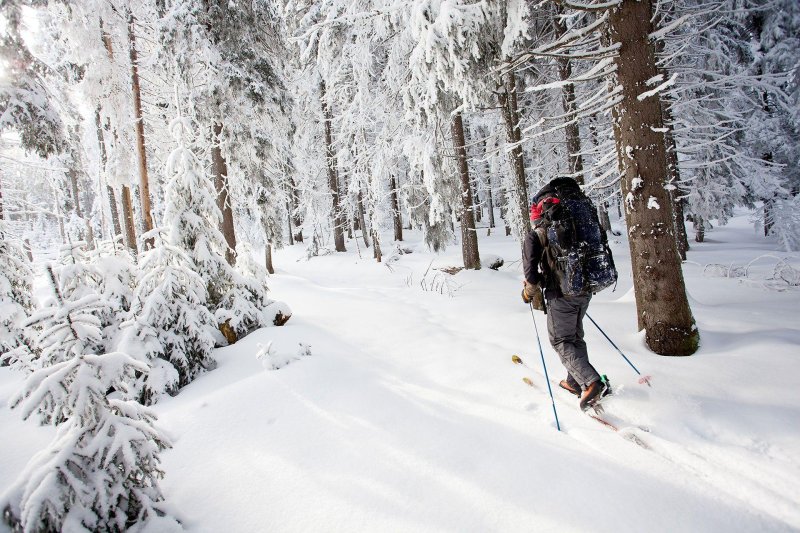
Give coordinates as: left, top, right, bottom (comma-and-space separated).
532, 177, 617, 297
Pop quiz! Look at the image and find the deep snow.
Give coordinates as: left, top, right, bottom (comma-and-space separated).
2, 209, 799, 532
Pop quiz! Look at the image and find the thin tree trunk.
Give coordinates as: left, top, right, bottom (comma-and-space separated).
599, 202, 612, 233
95, 109, 122, 241
390, 175, 403, 242
554, 7, 585, 183
265, 243, 275, 274
372, 229, 382, 262
357, 190, 370, 248
452, 112, 480, 270
286, 177, 303, 243
609, 0, 699, 356
120, 185, 138, 255
286, 200, 295, 246
497, 67, 531, 236
128, 13, 154, 249
211, 122, 237, 265
694, 216, 705, 242
320, 80, 346, 252
484, 140, 496, 229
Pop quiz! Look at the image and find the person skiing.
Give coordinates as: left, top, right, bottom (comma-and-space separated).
521, 178, 609, 411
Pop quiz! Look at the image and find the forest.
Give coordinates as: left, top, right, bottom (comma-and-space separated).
1, 0, 798, 531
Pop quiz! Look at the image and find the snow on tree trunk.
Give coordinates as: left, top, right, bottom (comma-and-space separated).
211, 122, 237, 266
553, 9, 585, 184
497, 68, 531, 237
390, 175, 403, 242
608, 0, 699, 356
320, 80, 346, 252
452, 112, 480, 270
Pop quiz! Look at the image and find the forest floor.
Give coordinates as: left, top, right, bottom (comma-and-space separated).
2, 209, 800, 532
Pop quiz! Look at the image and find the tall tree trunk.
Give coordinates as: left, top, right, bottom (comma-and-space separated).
451, 112, 480, 270
120, 185, 137, 255
286, 200, 295, 246
662, 104, 689, 259
128, 13, 154, 249
608, 0, 699, 356
320, 80, 346, 252
497, 67, 531, 236
390, 175, 403, 242
211, 122, 237, 265
554, 7, 585, 183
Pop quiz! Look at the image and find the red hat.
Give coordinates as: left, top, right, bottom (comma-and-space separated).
530, 197, 560, 221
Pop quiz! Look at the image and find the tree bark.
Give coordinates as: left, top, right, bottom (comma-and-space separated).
120, 185, 138, 255
451, 112, 480, 270
94, 109, 122, 241
320, 80, 346, 252
265, 243, 274, 274
211, 122, 237, 265
357, 190, 370, 248
608, 0, 699, 356
372, 229, 382, 262
497, 67, 531, 236
390, 175, 403, 242
128, 14, 154, 249
554, 7, 585, 183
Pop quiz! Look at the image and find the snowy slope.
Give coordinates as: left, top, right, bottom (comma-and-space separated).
2, 210, 799, 532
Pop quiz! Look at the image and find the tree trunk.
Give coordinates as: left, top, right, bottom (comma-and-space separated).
287, 177, 303, 243
94, 109, 122, 241
497, 67, 531, 237
599, 202, 612, 233
372, 229, 382, 262
451, 112, 480, 270
211, 122, 237, 265
554, 7, 585, 183
608, 0, 699, 356
694, 216, 705, 242
390, 175, 403, 242
265, 243, 275, 274
128, 14, 154, 248
484, 139, 496, 229
0, 173, 4, 221
120, 185, 137, 255
357, 190, 370, 248
286, 200, 295, 246
320, 80, 346, 252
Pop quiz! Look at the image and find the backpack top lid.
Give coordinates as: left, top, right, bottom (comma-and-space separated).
531, 176, 581, 205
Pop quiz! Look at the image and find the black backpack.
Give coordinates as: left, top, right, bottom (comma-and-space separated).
532, 177, 617, 296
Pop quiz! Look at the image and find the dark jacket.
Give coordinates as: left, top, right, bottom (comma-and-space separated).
522, 224, 561, 299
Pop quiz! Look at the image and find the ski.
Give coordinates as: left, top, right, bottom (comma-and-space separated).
514, 354, 650, 449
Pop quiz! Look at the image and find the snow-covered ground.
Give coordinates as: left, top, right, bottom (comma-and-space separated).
2, 209, 799, 532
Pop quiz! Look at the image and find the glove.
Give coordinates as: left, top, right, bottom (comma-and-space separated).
522, 281, 545, 311
522, 281, 538, 303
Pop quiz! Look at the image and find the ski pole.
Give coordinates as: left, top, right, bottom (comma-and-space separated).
585, 313, 652, 387
530, 302, 561, 431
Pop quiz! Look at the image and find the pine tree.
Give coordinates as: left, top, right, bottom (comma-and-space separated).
4, 351, 175, 532
0, 224, 38, 368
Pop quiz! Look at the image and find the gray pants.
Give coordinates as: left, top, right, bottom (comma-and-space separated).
546, 294, 601, 391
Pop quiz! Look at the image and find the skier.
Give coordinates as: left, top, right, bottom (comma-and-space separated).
521, 180, 609, 411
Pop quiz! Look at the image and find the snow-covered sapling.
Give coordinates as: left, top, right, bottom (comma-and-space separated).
3, 352, 175, 532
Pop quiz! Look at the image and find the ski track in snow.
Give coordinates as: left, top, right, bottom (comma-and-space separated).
1, 210, 799, 532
